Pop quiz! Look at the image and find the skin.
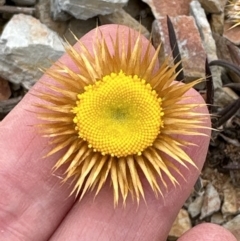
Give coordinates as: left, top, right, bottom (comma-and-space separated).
0, 25, 237, 241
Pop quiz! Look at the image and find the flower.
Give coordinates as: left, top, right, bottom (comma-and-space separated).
35, 26, 208, 206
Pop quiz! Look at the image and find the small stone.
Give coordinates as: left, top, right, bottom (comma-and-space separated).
183, 195, 194, 209
188, 195, 204, 218
210, 13, 224, 35
51, 0, 128, 20
0, 77, 11, 101
200, 183, 221, 219
222, 181, 240, 217
0, 14, 65, 90
99, 8, 150, 39
11, 0, 36, 5
222, 87, 239, 100
213, 33, 240, 84
198, 0, 228, 13
211, 212, 225, 225
168, 209, 192, 240
35, 0, 68, 37
142, 0, 192, 18
223, 214, 240, 240
152, 16, 206, 85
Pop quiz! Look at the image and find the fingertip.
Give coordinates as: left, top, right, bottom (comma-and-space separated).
178, 223, 237, 241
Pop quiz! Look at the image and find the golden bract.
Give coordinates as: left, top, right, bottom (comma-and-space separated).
35, 26, 207, 206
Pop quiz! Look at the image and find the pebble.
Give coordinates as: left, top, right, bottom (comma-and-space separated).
222, 87, 239, 101
51, 0, 128, 20
223, 214, 240, 240
188, 195, 204, 218
200, 183, 221, 220
222, 181, 240, 217
168, 209, 192, 240
0, 14, 64, 90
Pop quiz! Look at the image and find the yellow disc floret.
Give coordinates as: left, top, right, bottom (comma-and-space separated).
72, 70, 164, 157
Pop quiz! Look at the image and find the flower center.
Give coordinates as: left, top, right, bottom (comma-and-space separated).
72, 70, 164, 157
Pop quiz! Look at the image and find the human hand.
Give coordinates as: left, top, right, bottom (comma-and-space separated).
0, 25, 236, 241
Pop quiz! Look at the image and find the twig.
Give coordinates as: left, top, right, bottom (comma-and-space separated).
0, 5, 35, 15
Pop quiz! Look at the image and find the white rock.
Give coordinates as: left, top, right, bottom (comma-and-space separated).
188, 195, 204, 218
223, 214, 240, 240
12, 0, 36, 5
169, 209, 192, 239
222, 182, 240, 217
200, 183, 221, 219
0, 14, 65, 90
51, 0, 128, 20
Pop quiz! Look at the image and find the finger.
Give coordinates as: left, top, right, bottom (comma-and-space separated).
178, 223, 237, 241
49, 27, 211, 240
0, 54, 78, 240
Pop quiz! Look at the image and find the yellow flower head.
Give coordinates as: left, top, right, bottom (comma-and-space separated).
35, 26, 208, 206
72, 70, 163, 157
